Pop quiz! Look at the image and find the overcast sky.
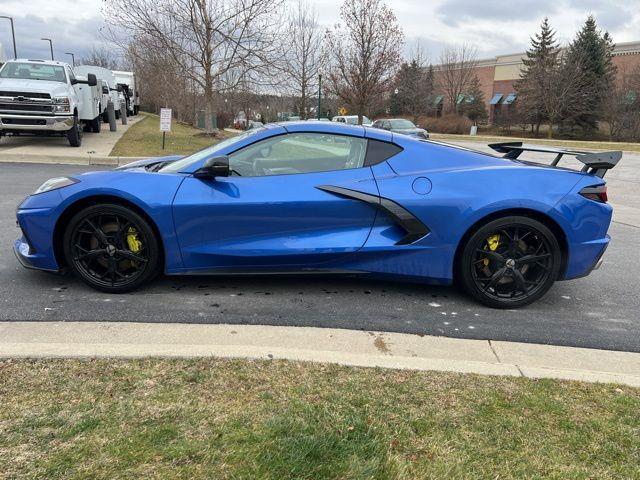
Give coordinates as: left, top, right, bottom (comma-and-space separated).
0, 0, 639, 64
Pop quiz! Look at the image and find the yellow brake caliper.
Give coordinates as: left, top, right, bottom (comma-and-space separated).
126, 227, 143, 254
483, 234, 500, 266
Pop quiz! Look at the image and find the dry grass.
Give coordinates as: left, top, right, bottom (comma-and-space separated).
1, 358, 638, 479
110, 113, 233, 158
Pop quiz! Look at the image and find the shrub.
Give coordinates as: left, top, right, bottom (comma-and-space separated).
420, 114, 472, 134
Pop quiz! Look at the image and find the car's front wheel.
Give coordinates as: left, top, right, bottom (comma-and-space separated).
63, 204, 161, 293
458, 216, 562, 308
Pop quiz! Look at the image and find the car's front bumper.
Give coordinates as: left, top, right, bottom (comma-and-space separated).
13, 236, 59, 272
15, 202, 62, 272
0, 114, 74, 132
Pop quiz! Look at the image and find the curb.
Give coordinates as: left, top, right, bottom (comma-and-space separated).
1, 322, 638, 387
0, 154, 145, 166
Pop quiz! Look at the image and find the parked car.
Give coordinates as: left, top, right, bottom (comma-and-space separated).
14, 122, 620, 308
371, 118, 429, 139
74, 65, 122, 120
332, 115, 372, 126
0, 59, 98, 146
247, 120, 263, 130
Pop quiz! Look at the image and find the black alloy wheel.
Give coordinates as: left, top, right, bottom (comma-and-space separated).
63, 204, 161, 293
459, 216, 561, 308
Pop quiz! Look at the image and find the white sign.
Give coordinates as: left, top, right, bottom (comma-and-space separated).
159, 108, 172, 132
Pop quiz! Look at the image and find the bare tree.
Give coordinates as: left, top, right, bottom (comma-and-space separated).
80, 44, 121, 69
285, 1, 325, 119
437, 44, 478, 114
325, 0, 404, 124
103, 0, 284, 132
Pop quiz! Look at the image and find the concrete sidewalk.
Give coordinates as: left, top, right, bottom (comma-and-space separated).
1, 322, 639, 387
0, 115, 144, 166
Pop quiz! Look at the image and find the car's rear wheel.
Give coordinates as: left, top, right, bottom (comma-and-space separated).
63, 204, 161, 293
458, 216, 561, 308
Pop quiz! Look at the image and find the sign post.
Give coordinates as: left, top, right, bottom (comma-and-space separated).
159, 108, 172, 150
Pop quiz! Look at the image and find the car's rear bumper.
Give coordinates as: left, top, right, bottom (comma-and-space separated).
562, 235, 609, 280
0, 114, 74, 132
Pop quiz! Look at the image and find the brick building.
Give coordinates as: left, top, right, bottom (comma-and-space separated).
433, 40, 640, 123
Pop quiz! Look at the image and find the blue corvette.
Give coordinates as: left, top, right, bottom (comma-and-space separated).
14, 121, 620, 308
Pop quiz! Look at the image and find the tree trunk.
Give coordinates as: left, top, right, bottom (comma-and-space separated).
547, 123, 553, 138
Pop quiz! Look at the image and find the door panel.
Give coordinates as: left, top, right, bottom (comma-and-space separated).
172, 168, 380, 271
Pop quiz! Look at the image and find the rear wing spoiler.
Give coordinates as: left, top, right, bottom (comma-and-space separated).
488, 142, 622, 178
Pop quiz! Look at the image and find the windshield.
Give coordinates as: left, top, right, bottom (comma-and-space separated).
0, 62, 67, 83
159, 128, 264, 173
390, 119, 416, 129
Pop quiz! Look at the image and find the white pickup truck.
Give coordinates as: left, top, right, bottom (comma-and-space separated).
113, 70, 139, 116
75, 65, 122, 121
0, 59, 102, 146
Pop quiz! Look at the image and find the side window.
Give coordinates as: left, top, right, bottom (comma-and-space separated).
229, 133, 367, 177
364, 139, 403, 166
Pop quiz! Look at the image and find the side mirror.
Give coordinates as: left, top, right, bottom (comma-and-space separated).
117, 85, 123, 92
70, 78, 78, 85
102, 86, 109, 94
87, 73, 97, 87
194, 156, 230, 179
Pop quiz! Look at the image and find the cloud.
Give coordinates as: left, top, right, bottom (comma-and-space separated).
435, 0, 558, 27
0, 0, 112, 63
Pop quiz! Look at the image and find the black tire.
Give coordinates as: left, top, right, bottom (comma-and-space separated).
103, 111, 109, 123
134, 106, 139, 115
91, 115, 102, 133
458, 216, 561, 308
67, 115, 82, 147
63, 204, 161, 293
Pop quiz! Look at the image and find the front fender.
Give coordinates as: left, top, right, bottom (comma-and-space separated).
18, 170, 187, 272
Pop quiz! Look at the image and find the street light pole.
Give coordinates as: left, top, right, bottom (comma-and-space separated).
317, 73, 322, 120
65, 52, 75, 67
392, 88, 399, 116
0, 16, 17, 59
41, 38, 53, 60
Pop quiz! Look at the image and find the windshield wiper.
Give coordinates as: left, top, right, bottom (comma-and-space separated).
231, 169, 242, 176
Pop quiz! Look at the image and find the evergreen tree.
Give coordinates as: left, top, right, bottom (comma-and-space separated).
566, 15, 617, 132
392, 59, 434, 122
515, 17, 560, 135
463, 75, 487, 125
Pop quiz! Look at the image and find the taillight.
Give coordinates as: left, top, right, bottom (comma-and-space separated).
580, 185, 608, 203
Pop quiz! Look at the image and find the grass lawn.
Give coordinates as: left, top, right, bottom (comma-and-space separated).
110, 113, 232, 157
430, 132, 640, 153
1, 359, 638, 479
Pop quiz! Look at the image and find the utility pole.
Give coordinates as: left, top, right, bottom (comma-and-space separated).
65, 52, 75, 67
0, 16, 17, 59
41, 38, 54, 60
317, 73, 322, 120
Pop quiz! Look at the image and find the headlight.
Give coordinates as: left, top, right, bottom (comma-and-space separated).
53, 96, 70, 113
33, 177, 78, 195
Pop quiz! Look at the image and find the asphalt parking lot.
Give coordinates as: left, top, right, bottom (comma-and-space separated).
1, 160, 639, 352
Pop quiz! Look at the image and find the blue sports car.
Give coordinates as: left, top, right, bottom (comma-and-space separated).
14, 122, 620, 308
